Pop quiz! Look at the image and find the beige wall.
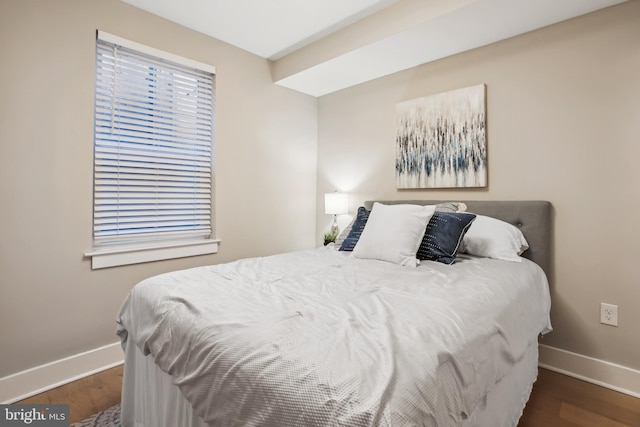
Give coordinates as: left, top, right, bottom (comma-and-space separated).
317, 2, 640, 370
0, 0, 317, 378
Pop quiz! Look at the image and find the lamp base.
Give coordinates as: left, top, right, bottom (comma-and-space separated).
331, 215, 339, 236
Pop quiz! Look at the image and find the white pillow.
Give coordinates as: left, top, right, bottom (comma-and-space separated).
352, 203, 435, 267
461, 214, 529, 262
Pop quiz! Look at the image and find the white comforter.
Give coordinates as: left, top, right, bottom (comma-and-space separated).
116, 246, 551, 427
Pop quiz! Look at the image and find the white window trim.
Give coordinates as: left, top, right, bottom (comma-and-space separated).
97, 31, 216, 74
85, 239, 220, 270
86, 31, 218, 269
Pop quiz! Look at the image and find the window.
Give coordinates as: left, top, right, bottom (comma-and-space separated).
86, 31, 218, 269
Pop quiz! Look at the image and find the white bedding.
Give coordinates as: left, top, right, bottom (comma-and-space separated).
117, 246, 551, 427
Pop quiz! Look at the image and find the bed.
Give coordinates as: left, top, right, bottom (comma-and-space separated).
116, 200, 552, 427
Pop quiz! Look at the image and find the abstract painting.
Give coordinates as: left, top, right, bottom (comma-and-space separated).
395, 84, 487, 188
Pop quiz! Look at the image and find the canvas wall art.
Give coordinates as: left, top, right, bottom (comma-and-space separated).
395, 84, 487, 188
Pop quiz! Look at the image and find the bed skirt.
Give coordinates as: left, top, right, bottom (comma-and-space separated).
120, 342, 539, 427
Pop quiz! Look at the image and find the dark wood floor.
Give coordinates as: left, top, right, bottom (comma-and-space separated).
16, 365, 640, 426
518, 369, 640, 427
16, 364, 124, 424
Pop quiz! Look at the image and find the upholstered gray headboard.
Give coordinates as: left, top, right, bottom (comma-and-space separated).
363, 200, 552, 277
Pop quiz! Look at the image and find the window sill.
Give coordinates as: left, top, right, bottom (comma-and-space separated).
85, 239, 220, 269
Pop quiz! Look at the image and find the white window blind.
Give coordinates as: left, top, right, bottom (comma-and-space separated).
93, 32, 215, 248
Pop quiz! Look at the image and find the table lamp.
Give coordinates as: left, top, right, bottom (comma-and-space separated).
324, 192, 348, 235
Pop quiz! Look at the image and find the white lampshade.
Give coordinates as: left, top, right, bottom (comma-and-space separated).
324, 192, 348, 215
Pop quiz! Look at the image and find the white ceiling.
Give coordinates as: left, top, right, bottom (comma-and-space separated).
122, 0, 627, 97
121, 0, 400, 59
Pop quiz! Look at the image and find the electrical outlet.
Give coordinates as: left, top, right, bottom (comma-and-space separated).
600, 303, 618, 326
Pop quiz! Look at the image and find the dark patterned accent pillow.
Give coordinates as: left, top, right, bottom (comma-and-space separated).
339, 206, 370, 251
417, 212, 476, 264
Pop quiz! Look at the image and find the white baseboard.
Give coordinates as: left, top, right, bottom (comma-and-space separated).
0, 342, 124, 404
539, 344, 640, 398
